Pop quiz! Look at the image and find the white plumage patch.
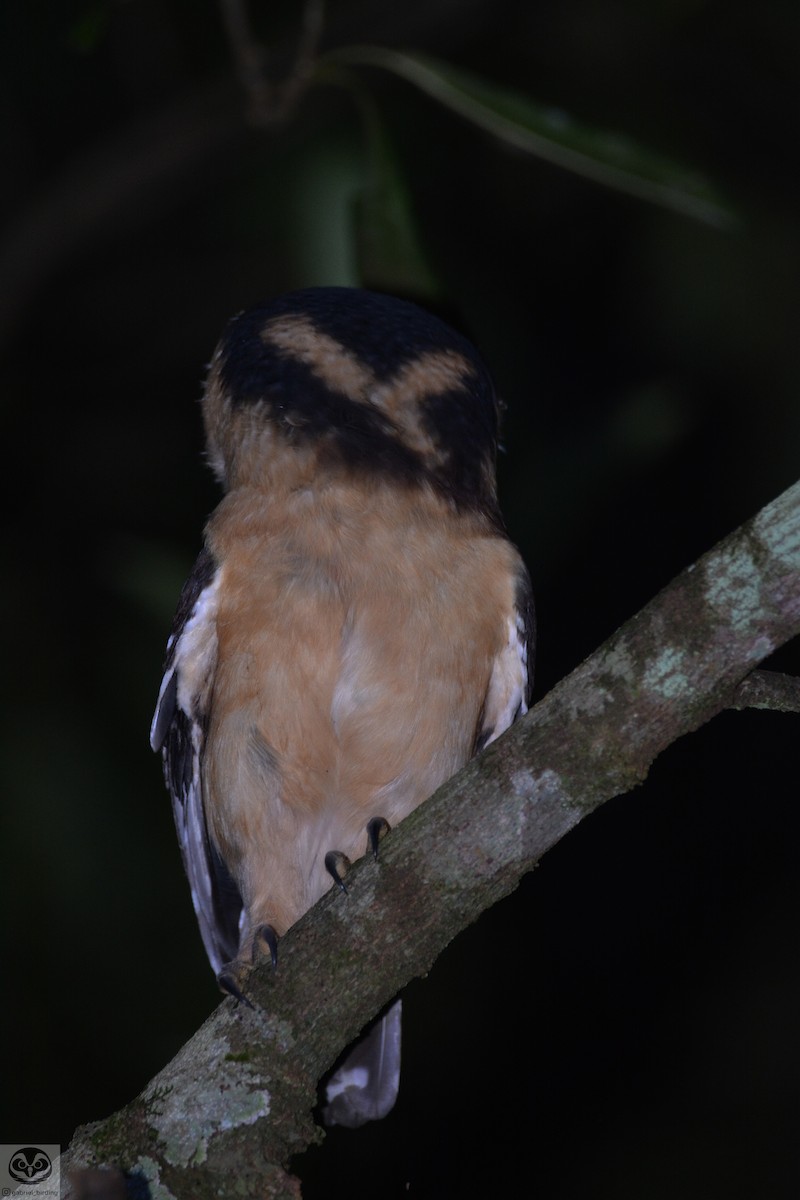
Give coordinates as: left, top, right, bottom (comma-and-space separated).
481, 612, 530, 746
325, 1066, 370, 1099
150, 574, 221, 749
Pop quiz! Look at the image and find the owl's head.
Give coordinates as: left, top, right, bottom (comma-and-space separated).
201, 287, 501, 515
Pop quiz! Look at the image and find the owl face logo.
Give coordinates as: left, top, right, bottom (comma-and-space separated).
8, 1146, 53, 1184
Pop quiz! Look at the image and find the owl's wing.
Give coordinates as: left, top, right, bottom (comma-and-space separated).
477, 562, 535, 750
150, 547, 242, 973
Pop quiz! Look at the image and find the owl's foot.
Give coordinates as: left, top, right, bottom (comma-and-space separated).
325, 850, 351, 893
367, 816, 391, 858
252, 922, 279, 968
324, 821, 390, 893
217, 922, 279, 1006
217, 962, 255, 1008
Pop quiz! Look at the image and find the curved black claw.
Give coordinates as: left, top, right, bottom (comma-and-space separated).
252, 923, 279, 969
217, 968, 255, 1009
367, 816, 391, 859
325, 850, 351, 893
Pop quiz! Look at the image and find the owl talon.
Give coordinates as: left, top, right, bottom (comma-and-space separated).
217, 967, 255, 1008
367, 816, 391, 859
252, 922, 279, 968
325, 850, 351, 893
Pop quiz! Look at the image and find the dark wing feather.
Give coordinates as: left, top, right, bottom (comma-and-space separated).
150, 547, 242, 973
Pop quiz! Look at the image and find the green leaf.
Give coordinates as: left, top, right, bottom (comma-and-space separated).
326, 46, 736, 229
353, 102, 441, 298
314, 62, 441, 298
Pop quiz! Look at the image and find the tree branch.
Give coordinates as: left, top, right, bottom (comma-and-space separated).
728, 668, 800, 713
219, 0, 325, 124
62, 478, 800, 1199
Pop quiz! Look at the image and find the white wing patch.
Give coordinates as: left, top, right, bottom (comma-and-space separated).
150, 573, 221, 750
481, 612, 530, 746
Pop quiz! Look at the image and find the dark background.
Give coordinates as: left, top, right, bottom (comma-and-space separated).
2, 2, 799, 1196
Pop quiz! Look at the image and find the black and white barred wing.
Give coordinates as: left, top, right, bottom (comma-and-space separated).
150, 548, 242, 973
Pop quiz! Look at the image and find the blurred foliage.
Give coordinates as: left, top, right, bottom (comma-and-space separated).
326, 45, 736, 229
1, 1, 799, 1196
